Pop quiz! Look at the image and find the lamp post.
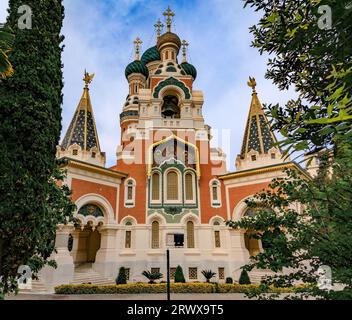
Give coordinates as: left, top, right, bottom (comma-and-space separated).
167, 249, 170, 301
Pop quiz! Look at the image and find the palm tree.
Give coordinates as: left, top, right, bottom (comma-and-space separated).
142, 270, 163, 284
0, 26, 15, 79
201, 270, 216, 283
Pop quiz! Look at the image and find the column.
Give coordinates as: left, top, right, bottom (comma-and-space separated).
40, 223, 75, 291
93, 224, 119, 278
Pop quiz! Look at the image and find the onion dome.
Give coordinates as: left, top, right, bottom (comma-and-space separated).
181, 62, 197, 80
125, 60, 149, 79
141, 46, 161, 65
157, 32, 182, 52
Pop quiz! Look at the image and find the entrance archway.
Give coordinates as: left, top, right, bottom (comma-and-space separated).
71, 203, 105, 265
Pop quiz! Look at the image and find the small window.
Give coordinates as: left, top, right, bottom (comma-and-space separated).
171, 51, 175, 60
187, 221, 195, 249
271, 153, 276, 159
92, 152, 96, 158
170, 268, 177, 280
212, 185, 218, 201
185, 173, 194, 201
218, 267, 225, 280
125, 179, 135, 206
151, 268, 160, 275
125, 230, 131, 248
152, 221, 160, 249
214, 230, 221, 248
73, 149, 78, 156
167, 171, 179, 201
189, 267, 198, 280
151, 172, 160, 201
214, 221, 220, 226
125, 268, 130, 280
165, 51, 169, 60
251, 155, 257, 161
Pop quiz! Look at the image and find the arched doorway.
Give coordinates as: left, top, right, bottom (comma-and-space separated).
72, 204, 104, 265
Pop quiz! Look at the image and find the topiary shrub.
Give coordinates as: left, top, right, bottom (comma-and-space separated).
174, 265, 186, 283
239, 269, 251, 285
116, 267, 127, 285
226, 277, 233, 284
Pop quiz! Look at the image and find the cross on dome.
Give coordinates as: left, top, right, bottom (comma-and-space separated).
163, 6, 175, 33
154, 19, 164, 38
133, 37, 143, 61
181, 40, 189, 63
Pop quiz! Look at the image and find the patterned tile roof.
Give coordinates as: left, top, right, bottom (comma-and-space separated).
239, 86, 280, 159
61, 86, 101, 152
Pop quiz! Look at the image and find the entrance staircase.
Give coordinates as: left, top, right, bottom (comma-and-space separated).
71, 263, 115, 285
248, 268, 280, 284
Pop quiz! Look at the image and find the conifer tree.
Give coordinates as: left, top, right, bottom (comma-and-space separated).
0, 0, 74, 298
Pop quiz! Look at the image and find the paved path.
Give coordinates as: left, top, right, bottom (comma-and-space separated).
6, 293, 249, 300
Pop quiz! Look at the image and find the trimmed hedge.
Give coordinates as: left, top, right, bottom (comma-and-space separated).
55, 283, 302, 295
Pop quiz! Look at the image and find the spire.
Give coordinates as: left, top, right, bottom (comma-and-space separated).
181, 40, 189, 63
59, 71, 105, 166
238, 77, 281, 164
133, 37, 143, 61
154, 19, 164, 38
163, 6, 175, 33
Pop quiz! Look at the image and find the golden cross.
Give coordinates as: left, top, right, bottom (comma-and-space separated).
133, 37, 143, 60
163, 6, 175, 32
83, 70, 95, 88
181, 40, 189, 63
154, 19, 164, 38
247, 76, 257, 93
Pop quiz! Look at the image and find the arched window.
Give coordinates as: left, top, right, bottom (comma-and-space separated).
210, 180, 221, 207
151, 172, 161, 202
187, 221, 195, 248
167, 171, 179, 201
151, 221, 160, 249
125, 179, 136, 207
185, 173, 194, 202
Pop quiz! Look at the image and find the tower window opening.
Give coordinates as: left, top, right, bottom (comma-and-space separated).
251, 155, 257, 161
271, 153, 276, 159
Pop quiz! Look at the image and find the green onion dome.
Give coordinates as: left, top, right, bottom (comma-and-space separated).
125, 60, 149, 79
181, 62, 197, 80
141, 46, 161, 65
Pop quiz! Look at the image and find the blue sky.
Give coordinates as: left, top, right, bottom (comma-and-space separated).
0, 0, 298, 170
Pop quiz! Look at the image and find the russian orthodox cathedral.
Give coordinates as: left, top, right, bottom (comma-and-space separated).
34, 8, 309, 290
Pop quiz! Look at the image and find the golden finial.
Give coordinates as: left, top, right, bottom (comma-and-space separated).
163, 6, 175, 33
181, 40, 189, 63
83, 70, 95, 88
247, 76, 257, 94
154, 19, 164, 38
133, 37, 143, 61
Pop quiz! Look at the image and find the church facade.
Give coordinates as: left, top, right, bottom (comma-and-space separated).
38, 8, 309, 290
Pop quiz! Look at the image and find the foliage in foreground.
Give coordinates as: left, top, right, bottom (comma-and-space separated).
244, 0, 352, 157
227, 139, 352, 300
0, 0, 75, 298
142, 270, 163, 284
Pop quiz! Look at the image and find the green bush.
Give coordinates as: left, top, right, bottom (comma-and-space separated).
225, 277, 233, 284
239, 269, 251, 285
55, 283, 214, 294
116, 267, 127, 285
54, 283, 301, 295
174, 265, 185, 283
